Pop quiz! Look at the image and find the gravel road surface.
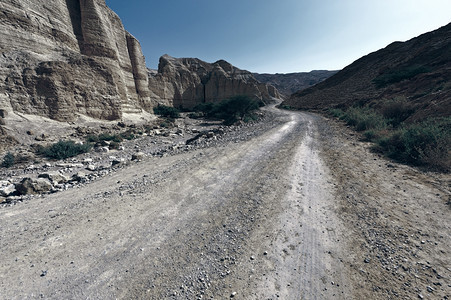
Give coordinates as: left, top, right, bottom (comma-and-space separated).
0, 106, 449, 299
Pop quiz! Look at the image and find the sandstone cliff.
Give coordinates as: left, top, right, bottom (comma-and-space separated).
148, 55, 280, 109
0, 0, 152, 122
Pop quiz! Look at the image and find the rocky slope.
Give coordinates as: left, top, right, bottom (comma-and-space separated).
148, 55, 281, 109
253, 70, 338, 97
283, 23, 451, 121
0, 0, 152, 122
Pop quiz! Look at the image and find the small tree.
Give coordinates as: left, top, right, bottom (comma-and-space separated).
153, 105, 180, 118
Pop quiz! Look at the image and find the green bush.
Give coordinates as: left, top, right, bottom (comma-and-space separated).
328, 108, 345, 118
342, 107, 388, 131
120, 130, 136, 140
377, 118, 450, 170
39, 140, 92, 160
153, 105, 180, 118
1, 152, 15, 168
381, 97, 416, 127
328, 103, 449, 171
373, 65, 430, 88
363, 130, 380, 142
193, 95, 261, 125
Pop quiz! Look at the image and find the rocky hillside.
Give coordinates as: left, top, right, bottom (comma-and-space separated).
253, 70, 338, 97
283, 23, 451, 121
0, 0, 152, 122
148, 55, 280, 109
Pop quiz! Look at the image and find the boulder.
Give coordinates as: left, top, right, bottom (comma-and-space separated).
38, 173, 69, 184
72, 172, 87, 182
15, 178, 53, 195
131, 152, 145, 161
0, 180, 16, 197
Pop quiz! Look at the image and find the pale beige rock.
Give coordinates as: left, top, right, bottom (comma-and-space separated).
148, 55, 281, 109
0, 0, 153, 122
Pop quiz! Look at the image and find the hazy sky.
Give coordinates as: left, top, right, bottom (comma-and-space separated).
105, 0, 451, 74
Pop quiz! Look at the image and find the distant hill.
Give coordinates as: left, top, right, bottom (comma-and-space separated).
283, 23, 451, 122
253, 70, 338, 97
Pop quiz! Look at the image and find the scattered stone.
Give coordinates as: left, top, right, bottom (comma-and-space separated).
26, 130, 34, 135
72, 172, 87, 182
131, 152, 145, 161
111, 158, 125, 166
206, 132, 215, 138
364, 258, 371, 263
426, 286, 434, 292
0, 181, 16, 197
86, 165, 97, 171
34, 133, 47, 141
418, 294, 424, 299
15, 178, 52, 195
0, 196, 6, 203
83, 158, 93, 163
38, 173, 69, 185
250, 255, 255, 260
40, 270, 47, 277
230, 292, 237, 298
97, 147, 110, 153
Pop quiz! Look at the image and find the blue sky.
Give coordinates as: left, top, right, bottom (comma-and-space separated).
105, 0, 451, 74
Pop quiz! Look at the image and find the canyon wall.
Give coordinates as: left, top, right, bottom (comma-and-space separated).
148, 55, 280, 109
0, 0, 152, 122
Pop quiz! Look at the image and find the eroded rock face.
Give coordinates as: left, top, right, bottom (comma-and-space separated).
0, 0, 152, 121
148, 55, 280, 109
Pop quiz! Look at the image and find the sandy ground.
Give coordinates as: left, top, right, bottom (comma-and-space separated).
0, 106, 449, 299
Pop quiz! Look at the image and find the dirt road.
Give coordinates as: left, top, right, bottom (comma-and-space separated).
0, 107, 449, 299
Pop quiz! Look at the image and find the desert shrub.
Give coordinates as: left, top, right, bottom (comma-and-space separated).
153, 105, 180, 118
377, 118, 450, 170
39, 140, 92, 160
342, 107, 388, 131
328, 108, 345, 118
194, 96, 261, 125
373, 65, 431, 88
87, 133, 123, 143
1, 152, 15, 168
363, 130, 381, 142
120, 130, 136, 140
380, 97, 416, 127
193, 103, 215, 115
215, 96, 261, 125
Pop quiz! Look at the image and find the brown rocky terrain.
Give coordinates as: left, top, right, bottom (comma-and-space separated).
0, 0, 152, 123
253, 70, 338, 97
283, 23, 451, 122
148, 55, 281, 109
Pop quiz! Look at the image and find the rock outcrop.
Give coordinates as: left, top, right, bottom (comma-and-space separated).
0, 0, 152, 122
148, 55, 280, 109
